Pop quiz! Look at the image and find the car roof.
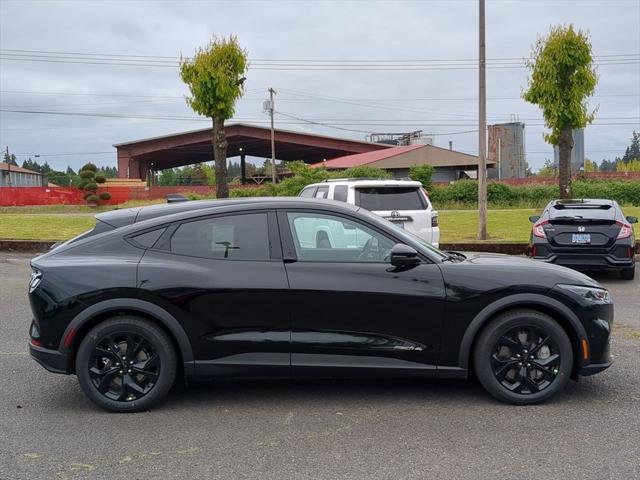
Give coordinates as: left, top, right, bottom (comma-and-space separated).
96, 197, 360, 228
305, 179, 423, 188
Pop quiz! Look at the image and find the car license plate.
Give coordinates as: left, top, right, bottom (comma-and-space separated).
572, 233, 591, 244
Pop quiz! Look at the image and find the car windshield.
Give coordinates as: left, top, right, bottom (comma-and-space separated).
356, 187, 425, 211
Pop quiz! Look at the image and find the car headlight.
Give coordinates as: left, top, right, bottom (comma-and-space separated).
556, 284, 611, 305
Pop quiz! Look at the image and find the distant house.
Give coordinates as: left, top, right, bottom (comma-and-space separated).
0, 162, 46, 187
310, 144, 495, 182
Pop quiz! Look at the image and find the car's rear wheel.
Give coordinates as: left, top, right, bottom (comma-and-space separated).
75, 316, 177, 412
473, 310, 573, 405
620, 265, 635, 280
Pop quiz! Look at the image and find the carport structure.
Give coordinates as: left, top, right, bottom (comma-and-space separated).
114, 123, 390, 182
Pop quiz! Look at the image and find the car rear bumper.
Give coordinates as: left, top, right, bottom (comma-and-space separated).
532, 244, 635, 269
539, 254, 634, 269
29, 343, 69, 374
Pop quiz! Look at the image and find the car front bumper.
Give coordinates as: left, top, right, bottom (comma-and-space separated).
29, 342, 69, 374
579, 360, 613, 376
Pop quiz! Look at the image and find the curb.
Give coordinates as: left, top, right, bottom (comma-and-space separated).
0, 240, 57, 252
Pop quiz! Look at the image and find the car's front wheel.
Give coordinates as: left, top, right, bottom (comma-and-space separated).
75, 316, 177, 412
473, 310, 573, 405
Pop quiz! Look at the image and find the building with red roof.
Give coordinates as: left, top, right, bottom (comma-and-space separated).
310, 144, 494, 182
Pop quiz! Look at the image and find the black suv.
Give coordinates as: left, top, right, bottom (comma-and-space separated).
528, 199, 637, 280
29, 198, 614, 412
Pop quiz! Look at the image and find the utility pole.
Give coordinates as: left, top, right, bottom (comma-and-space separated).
268, 88, 277, 184
478, 0, 488, 240
5, 146, 11, 187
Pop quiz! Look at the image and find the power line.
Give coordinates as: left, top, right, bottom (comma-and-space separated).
1, 49, 638, 70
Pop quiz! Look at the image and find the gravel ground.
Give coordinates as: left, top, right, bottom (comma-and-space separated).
0, 252, 638, 480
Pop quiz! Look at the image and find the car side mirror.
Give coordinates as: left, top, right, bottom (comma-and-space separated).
529, 215, 540, 223
626, 216, 638, 224
390, 243, 421, 268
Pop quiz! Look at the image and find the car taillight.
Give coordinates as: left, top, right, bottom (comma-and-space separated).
533, 220, 548, 238
616, 221, 632, 240
431, 214, 438, 227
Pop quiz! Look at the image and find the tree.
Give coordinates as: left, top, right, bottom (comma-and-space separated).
537, 159, 556, 177
523, 25, 597, 198
617, 159, 640, 172
584, 158, 598, 172
599, 158, 617, 172
77, 162, 109, 204
180, 36, 248, 198
158, 168, 177, 186
622, 131, 640, 164
408, 164, 434, 190
3, 150, 18, 166
190, 163, 208, 186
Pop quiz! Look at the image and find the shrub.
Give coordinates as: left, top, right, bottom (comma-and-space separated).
94, 174, 106, 184
408, 164, 434, 190
98, 192, 111, 201
85, 194, 100, 204
83, 192, 93, 200
79, 169, 95, 179
336, 165, 390, 179
82, 163, 97, 172
429, 179, 640, 208
84, 182, 98, 192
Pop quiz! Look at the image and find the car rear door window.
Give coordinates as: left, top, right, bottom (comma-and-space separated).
170, 213, 270, 261
356, 187, 425, 211
333, 185, 348, 202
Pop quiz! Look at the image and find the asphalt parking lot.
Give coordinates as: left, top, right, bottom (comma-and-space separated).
1, 252, 639, 480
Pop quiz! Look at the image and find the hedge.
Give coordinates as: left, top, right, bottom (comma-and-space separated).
429, 179, 640, 207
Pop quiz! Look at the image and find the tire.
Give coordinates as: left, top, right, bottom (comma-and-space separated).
473, 310, 573, 405
75, 316, 177, 413
620, 265, 635, 280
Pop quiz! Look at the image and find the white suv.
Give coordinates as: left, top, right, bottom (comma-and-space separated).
299, 179, 440, 247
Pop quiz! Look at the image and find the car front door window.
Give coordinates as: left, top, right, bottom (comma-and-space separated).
286, 212, 394, 262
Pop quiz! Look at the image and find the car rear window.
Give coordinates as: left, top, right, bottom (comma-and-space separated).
356, 187, 425, 211
550, 204, 614, 220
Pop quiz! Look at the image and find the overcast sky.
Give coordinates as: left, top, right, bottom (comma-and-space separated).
0, 0, 638, 173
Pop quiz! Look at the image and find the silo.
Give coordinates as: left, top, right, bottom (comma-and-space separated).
488, 122, 526, 179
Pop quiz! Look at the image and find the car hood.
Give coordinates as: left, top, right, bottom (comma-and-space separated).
450, 251, 601, 288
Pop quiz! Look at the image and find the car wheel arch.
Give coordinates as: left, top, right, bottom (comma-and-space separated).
457, 293, 588, 374
60, 299, 194, 375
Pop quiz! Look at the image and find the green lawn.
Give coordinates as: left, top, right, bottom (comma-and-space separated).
1, 207, 639, 243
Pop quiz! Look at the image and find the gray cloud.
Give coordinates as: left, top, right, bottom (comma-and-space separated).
0, 0, 638, 172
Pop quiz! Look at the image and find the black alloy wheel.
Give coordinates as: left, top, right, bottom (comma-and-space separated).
491, 326, 561, 394
76, 317, 177, 412
88, 333, 159, 402
474, 310, 573, 405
